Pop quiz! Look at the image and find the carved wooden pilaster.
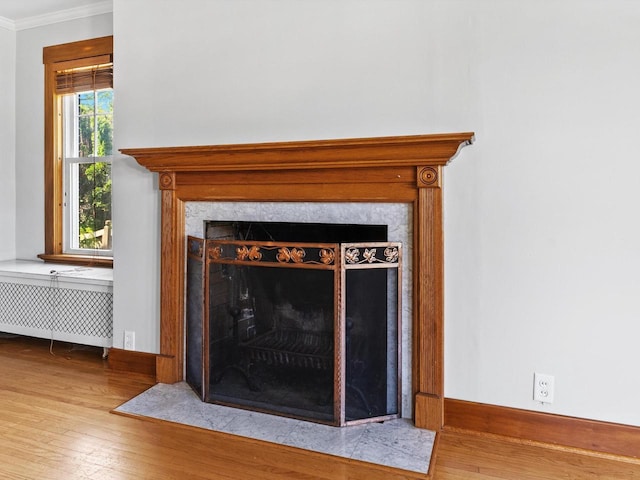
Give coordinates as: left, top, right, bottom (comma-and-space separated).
158, 171, 184, 383
413, 170, 445, 430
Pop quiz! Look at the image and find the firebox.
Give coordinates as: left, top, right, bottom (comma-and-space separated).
186, 221, 402, 426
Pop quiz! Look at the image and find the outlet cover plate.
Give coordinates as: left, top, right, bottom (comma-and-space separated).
533, 372, 555, 403
124, 330, 135, 351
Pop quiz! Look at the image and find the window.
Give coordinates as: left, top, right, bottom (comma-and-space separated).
41, 36, 113, 267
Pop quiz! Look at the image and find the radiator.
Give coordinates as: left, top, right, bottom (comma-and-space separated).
0, 260, 113, 348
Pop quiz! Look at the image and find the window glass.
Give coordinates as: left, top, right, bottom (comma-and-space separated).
63, 89, 113, 254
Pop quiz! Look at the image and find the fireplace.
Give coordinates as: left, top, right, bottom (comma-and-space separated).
121, 132, 474, 432
186, 220, 402, 426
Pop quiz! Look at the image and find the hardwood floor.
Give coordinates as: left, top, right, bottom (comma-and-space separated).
435, 430, 640, 479
1, 335, 638, 479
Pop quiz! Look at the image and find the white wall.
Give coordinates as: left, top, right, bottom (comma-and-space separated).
14, 14, 113, 260
444, 0, 640, 426
0, 25, 16, 260
112, 0, 640, 426
114, 0, 471, 146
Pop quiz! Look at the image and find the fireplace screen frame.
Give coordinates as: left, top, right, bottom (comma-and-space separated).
186, 235, 402, 426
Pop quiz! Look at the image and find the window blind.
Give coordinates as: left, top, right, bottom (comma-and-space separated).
55, 63, 113, 95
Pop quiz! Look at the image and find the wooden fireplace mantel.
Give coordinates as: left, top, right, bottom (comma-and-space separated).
121, 132, 474, 431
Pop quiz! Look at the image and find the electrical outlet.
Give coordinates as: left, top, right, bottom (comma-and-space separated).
533, 372, 555, 403
124, 330, 135, 351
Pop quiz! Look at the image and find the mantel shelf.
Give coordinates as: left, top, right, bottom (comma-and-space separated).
121, 133, 474, 173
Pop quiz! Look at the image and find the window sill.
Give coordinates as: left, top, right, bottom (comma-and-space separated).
37, 253, 113, 269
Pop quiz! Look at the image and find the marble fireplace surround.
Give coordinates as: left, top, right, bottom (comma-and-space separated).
122, 132, 474, 432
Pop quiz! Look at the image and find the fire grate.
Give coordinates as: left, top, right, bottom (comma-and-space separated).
241, 329, 333, 371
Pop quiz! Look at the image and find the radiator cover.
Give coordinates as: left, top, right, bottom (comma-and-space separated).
0, 261, 113, 348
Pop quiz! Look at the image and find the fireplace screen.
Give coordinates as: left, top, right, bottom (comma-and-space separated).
186, 227, 401, 426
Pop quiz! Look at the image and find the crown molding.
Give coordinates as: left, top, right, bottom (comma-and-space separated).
0, 16, 15, 31
14, 1, 112, 31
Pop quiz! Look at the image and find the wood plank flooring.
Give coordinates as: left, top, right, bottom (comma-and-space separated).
1, 335, 638, 479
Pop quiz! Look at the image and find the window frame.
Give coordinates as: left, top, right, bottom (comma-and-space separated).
40, 36, 114, 268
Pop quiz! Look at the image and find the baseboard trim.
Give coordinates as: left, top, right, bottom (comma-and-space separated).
444, 398, 640, 459
108, 348, 157, 377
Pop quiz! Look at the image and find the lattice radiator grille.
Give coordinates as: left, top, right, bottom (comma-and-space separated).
0, 281, 113, 344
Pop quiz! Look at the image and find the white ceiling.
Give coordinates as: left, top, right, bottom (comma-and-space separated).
0, 0, 109, 22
